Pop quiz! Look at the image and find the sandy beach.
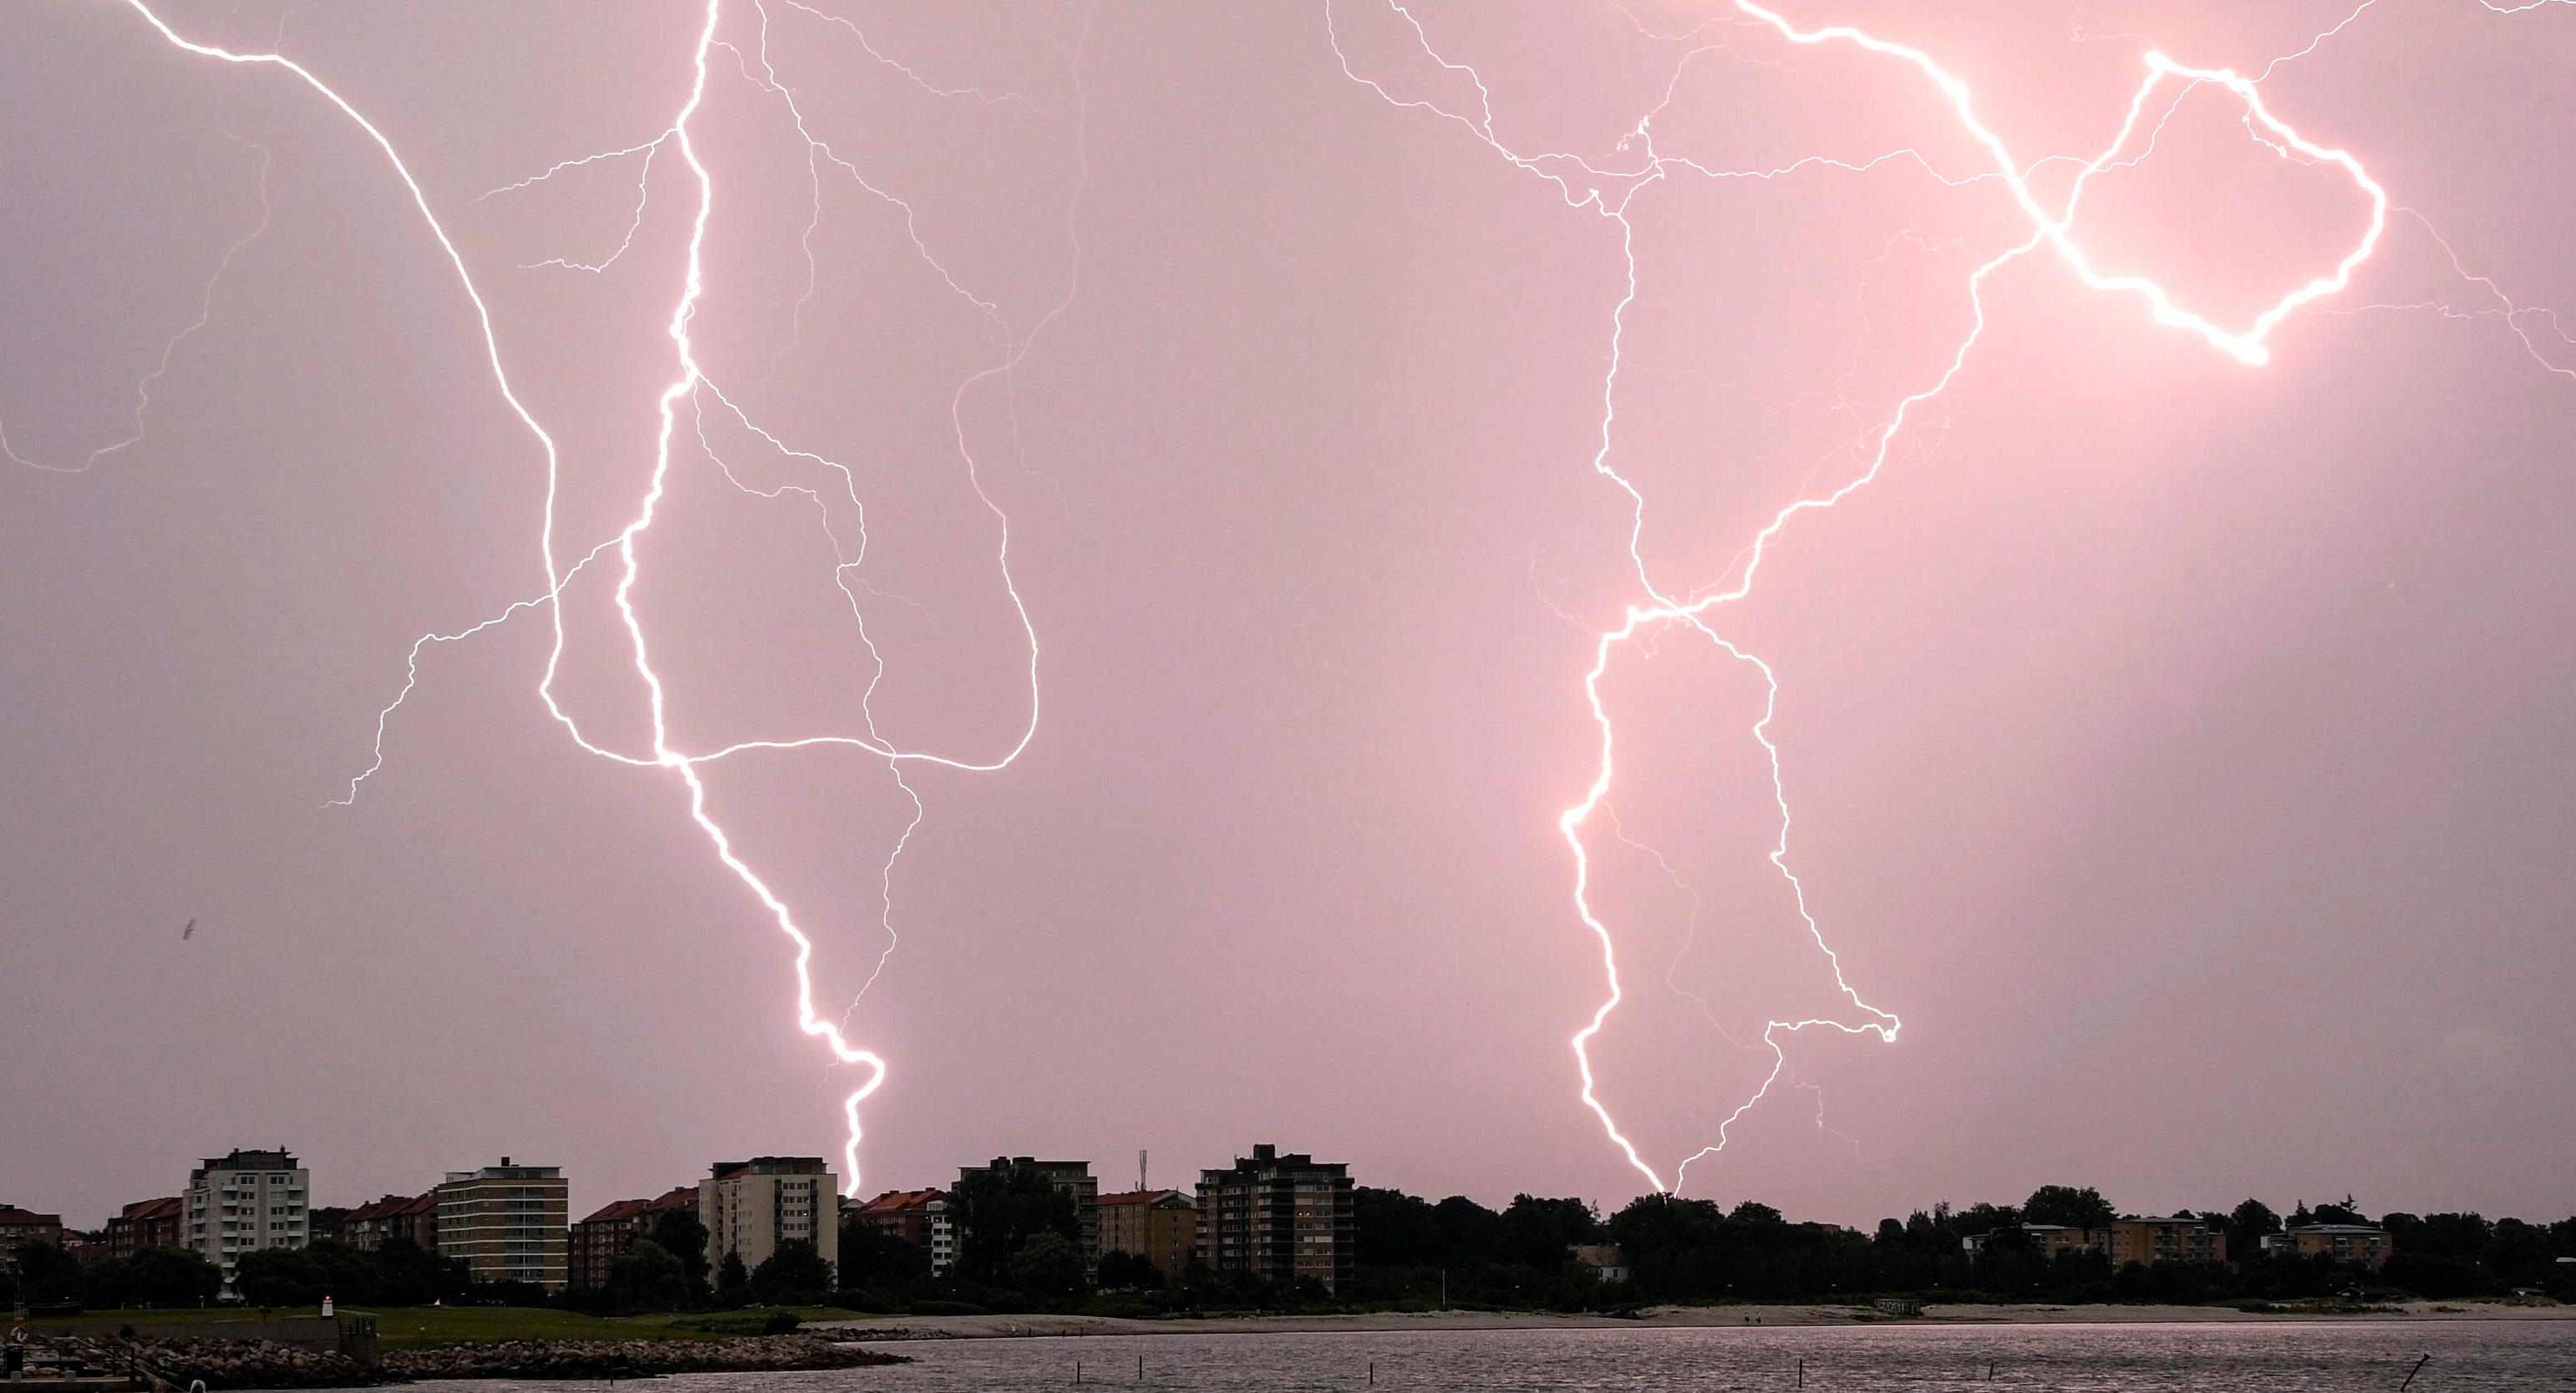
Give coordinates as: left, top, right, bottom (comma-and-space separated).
816, 1299, 2573, 1340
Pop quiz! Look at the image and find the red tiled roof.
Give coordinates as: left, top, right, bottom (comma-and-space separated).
0, 1206, 62, 1227
119, 1197, 183, 1223
648, 1186, 698, 1213
579, 1197, 656, 1224
854, 1188, 946, 1216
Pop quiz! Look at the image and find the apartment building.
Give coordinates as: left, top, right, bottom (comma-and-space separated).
958, 1158, 1100, 1274
569, 1187, 699, 1291
0, 1205, 65, 1259
1195, 1144, 1355, 1295
2262, 1223, 2395, 1269
1961, 1223, 2102, 1258
2107, 1217, 2228, 1266
344, 1192, 439, 1252
181, 1149, 310, 1293
701, 1157, 839, 1276
1095, 1190, 1197, 1279
436, 1159, 570, 1291
104, 1197, 183, 1259
849, 1189, 957, 1276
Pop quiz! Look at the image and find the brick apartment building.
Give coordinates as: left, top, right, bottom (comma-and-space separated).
1196, 1144, 1354, 1295
0, 1205, 64, 1260
2262, 1223, 2395, 1269
436, 1160, 570, 1291
849, 1189, 957, 1276
104, 1197, 183, 1259
2107, 1217, 2228, 1266
344, 1192, 440, 1252
568, 1187, 699, 1291
1095, 1189, 1197, 1279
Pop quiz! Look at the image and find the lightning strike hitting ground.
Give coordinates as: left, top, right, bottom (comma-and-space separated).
82, 0, 1088, 1195
1334, 0, 2561, 1196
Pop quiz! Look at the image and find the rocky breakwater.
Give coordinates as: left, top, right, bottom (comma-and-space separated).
385, 1335, 907, 1380
133, 1337, 381, 1388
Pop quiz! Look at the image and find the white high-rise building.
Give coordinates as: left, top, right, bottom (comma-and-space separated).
183, 1148, 310, 1294
700, 1157, 839, 1277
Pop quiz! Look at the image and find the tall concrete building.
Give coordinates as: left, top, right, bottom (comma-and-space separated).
435, 1160, 570, 1291
1095, 1190, 1197, 1279
701, 1157, 839, 1278
958, 1157, 1100, 1274
182, 1149, 310, 1294
1196, 1144, 1354, 1295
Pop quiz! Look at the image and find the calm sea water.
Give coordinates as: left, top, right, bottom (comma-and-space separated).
398, 1320, 2576, 1391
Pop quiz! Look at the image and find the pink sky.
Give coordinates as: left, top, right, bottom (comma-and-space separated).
3, 0, 2572, 1231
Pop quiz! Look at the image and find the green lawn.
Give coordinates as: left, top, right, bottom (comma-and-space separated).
30, 1305, 853, 1351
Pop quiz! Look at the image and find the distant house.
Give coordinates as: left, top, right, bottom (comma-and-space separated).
1572, 1243, 1630, 1284
2260, 1224, 2395, 1270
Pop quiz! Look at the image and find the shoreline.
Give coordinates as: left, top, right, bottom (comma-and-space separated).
816, 1299, 2573, 1340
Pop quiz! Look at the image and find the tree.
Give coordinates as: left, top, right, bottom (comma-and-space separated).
2226, 1198, 2281, 1260
610, 1239, 691, 1312
104, 1248, 221, 1309
12, 1241, 82, 1303
2310, 1196, 2365, 1226
235, 1248, 326, 1307
952, 1166, 1079, 1284
1097, 1249, 1162, 1290
1004, 1232, 1087, 1300
714, 1251, 752, 1309
373, 1238, 468, 1307
1496, 1196, 1601, 1272
2022, 1187, 2116, 1231
749, 1239, 835, 1304
653, 1210, 713, 1294
835, 1220, 929, 1290
1353, 1187, 1444, 1269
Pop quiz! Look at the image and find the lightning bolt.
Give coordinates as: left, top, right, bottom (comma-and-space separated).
1325, 0, 2576, 1196
76, 0, 1088, 1196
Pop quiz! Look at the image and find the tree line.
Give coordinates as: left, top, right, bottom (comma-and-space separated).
11, 1181, 2573, 1317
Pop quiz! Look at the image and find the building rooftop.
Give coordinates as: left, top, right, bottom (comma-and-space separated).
196, 1149, 300, 1172
442, 1158, 563, 1183
710, 1157, 831, 1179
1095, 1190, 1191, 1208
0, 1206, 62, 1227
855, 1188, 949, 1217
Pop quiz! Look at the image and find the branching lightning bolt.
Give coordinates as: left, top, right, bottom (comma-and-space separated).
74, 0, 1088, 1195
1330, 0, 2569, 1196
